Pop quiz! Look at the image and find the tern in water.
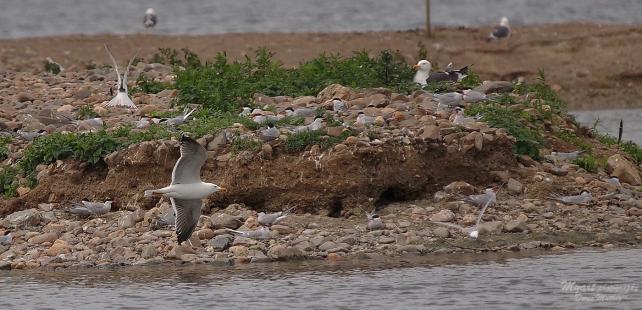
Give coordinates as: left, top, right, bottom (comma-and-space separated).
226, 227, 271, 240
144, 136, 225, 244
66, 200, 112, 217
549, 190, 592, 205
143, 8, 157, 28
487, 17, 511, 42
258, 207, 294, 227
104, 44, 139, 109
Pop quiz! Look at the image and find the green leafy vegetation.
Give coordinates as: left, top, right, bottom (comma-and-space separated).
44, 60, 62, 75
515, 69, 566, 112
171, 48, 415, 113
131, 74, 172, 94
466, 104, 543, 159
556, 131, 592, 151
620, 141, 642, 164
0, 136, 11, 162
284, 129, 352, 153
76, 105, 99, 120
573, 154, 605, 173
460, 68, 482, 89
0, 166, 18, 198
231, 136, 261, 153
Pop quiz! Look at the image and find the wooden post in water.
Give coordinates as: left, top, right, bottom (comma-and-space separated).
425, 0, 432, 37
618, 119, 623, 144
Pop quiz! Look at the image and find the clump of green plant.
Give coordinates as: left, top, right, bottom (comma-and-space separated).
285, 129, 352, 153
466, 103, 543, 159
417, 41, 428, 60
422, 81, 457, 93
0, 136, 11, 162
44, 60, 62, 74
258, 116, 305, 128
76, 105, 99, 120
85, 62, 97, 70
174, 48, 416, 114
595, 133, 618, 146
19, 130, 123, 176
460, 68, 482, 88
515, 69, 567, 112
150, 48, 201, 68
231, 136, 261, 153
556, 131, 591, 151
285, 130, 325, 153
493, 93, 518, 106
0, 167, 18, 198
572, 154, 605, 173
131, 74, 172, 94
620, 141, 642, 164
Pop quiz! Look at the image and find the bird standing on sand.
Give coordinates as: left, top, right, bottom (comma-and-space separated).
144, 136, 225, 244
143, 8, 157, 28
488, 17, 511, 42
258, 207, 294, 227
104, 44, 139, 109
66, 200, 112, 217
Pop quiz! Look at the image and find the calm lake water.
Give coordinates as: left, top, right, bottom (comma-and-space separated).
571, 109, 642, 146
1, 248, 640, 309
1, 0, 642, 38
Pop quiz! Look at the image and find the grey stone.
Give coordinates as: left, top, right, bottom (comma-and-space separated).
6, 209, 41, 228
210, 214, 243, 229
141, 245, 158, 259
208, 234, 233, 251
506, 178, 523, 194
429, 210, 455, 222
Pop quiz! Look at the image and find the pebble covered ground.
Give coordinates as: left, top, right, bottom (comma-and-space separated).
0, 61, 641, 270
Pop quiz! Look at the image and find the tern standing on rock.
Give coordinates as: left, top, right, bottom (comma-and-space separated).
460, 186, 499, 208
550, 190, 592, 205
144, 136, 226, 244
258, 207, 294, 227
365, 210, 384, 231
104, 44, 139, 110
67, 200, 112, 217
432, 194, 494, 239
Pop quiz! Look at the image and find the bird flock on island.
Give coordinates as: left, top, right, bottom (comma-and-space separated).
3, 10, 628, 251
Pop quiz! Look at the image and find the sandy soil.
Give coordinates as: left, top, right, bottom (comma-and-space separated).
1, 23, 641, 110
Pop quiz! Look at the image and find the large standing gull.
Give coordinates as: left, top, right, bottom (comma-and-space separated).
145, 136, 225, 244
487, 17, 511, 42
143, 8, 157, 28
104, 44, 139, 109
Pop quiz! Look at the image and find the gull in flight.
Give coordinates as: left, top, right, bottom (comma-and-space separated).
104, 44, 139, 109
258, 207, 295, 227
66, 200, 112, 217
145, 136, 225, 244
